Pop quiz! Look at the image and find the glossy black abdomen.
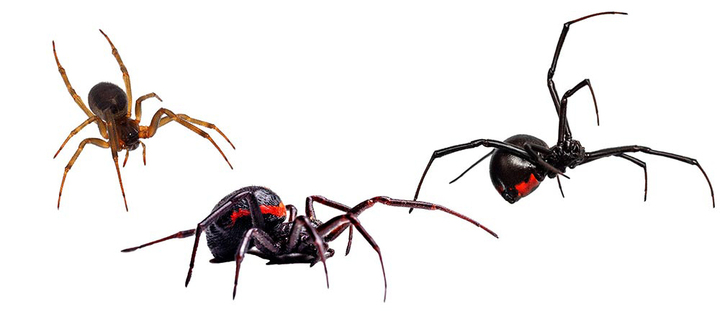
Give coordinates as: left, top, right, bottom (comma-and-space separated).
489, 134, 548, 203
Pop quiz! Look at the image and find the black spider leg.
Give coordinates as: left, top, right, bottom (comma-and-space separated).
305, 196, 354, 255
557, 79, 598, 143
121, 229, 197, 252
232, 215, 329, 299
317, 197, 497, 302
616, 154, 648, 201
548, 11, 627, 139
232, 228, 276, 299
580, 146, 715, 207
184, 190, 255, 287
412, 139, 568, 211
449, 150, 494, 184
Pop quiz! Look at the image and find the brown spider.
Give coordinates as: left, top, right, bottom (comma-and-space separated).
53, 29, 235, 211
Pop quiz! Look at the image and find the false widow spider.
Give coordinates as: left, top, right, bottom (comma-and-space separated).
412, 12, 714, 208
52, 30, 235, 211
122, 186, 497, 301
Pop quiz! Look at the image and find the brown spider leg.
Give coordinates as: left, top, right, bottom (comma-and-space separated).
52, 41, 94, 118
54, 116, 109, 158
581, 146, 714, 207
99, 29, 132, 116
122, 141, 146, 167
286, 216, 329, 288
121, 229, 196, 252
142, 108, 233, 169
305, 196, 354, 255
547, 12, 627, 138
158, 114, 235, 149
57, 138, 110, 209
105, 115, 129, 211
134, 92, 163, 122
122, 150, 129, 167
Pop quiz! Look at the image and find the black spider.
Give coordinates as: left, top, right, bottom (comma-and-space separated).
412, 12, 714, 207
122, 186, 497, 300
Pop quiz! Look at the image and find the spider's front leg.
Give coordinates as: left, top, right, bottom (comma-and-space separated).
99, 29, 132, 116
547, 12, 626, 138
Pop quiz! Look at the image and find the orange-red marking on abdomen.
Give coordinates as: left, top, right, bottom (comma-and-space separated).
230, 203, 286, 226
514, 174, 539, 197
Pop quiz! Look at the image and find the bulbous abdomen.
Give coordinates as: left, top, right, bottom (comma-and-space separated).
88, 82, 128, 120
489, 134, 548, 203
205, 186, 286, 262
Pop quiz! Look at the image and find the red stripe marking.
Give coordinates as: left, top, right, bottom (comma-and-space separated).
230, 203, 286, 226
514, 174, 540, 197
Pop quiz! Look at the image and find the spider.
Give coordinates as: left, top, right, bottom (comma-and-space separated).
412, 12, 714, 208
121, 186, 498, 301
52, 30, 235, 211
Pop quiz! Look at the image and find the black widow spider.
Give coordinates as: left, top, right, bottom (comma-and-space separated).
122, 186, 497, 301
412, 12, 714, 208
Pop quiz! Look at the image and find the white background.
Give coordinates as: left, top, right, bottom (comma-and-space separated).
1, 1, 719, 311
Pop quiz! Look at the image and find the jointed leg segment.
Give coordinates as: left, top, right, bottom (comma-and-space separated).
142, 108, 234, 169
57, 138, 110, 209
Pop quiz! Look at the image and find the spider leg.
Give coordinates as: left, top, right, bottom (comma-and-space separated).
581, 146, 714, 207
414, 139, 566, 204
141, 108, 233, 169
449, 150, 494, 184
105, 115, 129, 211
547, 12, 626, 138
99, 29, 132, 117
286, 204, 298, 222
316, 213, 386, 301
305, 196, 353, 255
556, 178, 565, 198
316, 196, 497, 302
351, 197, 497, 238
232, 228, 280, 299
134, 92, 163, 122
57, 138, 110, 209
616, 154, 648, 201
557, 79, 599, 143
52, 41, 94, 118
53, 116, 108, 158
286, 216, 329, 289
158, 114, 235, 149
184, 190, 260, 287
121, 229, 196, 252
122, 141, 147, 167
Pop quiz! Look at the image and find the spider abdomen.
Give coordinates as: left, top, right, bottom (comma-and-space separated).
206, 186, 286, 261
489, 134, 548, 203
88, 82, 128, 120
